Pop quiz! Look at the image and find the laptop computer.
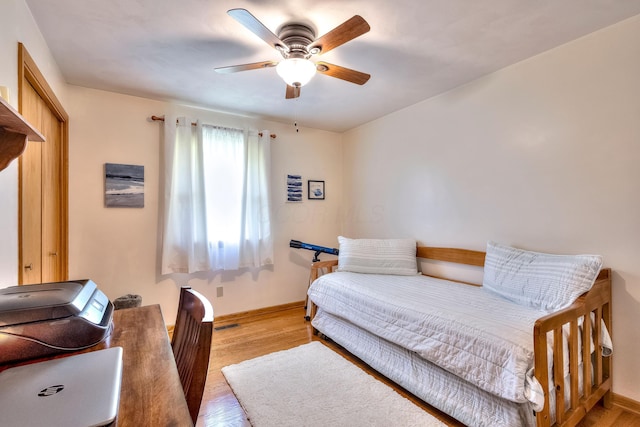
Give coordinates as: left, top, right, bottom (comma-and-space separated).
0, 346, 123, 427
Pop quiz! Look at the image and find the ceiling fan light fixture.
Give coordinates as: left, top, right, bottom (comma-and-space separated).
276, 58, 316, 87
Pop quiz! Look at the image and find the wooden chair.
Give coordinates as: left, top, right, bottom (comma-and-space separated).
171, 286, 214, 424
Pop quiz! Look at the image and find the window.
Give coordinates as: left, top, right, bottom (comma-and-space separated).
160, 118, 273, 274
202, 126, 245, 244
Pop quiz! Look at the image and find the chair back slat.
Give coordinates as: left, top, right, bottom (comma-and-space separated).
171, 287, 214, 424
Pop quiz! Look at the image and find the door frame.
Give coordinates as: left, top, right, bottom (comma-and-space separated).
17, 43, 69, 283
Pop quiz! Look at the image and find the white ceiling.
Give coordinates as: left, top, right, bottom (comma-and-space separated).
25, 0, 640, 132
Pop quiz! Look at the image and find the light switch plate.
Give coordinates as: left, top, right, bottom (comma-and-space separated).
0, 86, 9, 103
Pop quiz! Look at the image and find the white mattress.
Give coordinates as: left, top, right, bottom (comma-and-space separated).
312, 309, 535, 427
308, 272, 546, 403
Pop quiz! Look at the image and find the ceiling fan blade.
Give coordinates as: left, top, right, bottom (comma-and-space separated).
308, 15, 370, 55
228, 9, 286, 51
215, 61, 278, 74
315, 62, 370, 85
285, 85, 301, 99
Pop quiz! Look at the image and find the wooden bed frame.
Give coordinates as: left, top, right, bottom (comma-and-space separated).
308, 246, 612, 427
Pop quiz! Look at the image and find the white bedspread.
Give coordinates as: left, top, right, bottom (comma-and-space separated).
308, 272, 546, 403
312, 309, 536, 427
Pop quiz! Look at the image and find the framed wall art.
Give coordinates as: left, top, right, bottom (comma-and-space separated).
105, 163, 144, 208
308, 180, 325, 200
286, 174, 303, 202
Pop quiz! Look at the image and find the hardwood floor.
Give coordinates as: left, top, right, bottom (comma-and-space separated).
196, 306, 639, 427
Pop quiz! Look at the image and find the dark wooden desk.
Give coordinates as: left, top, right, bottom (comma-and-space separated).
0, 305, 193, 426
97, 304, 193, 427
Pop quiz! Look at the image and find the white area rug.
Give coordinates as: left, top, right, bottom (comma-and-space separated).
221, 341, 447, 427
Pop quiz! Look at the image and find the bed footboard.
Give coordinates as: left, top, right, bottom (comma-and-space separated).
308, 259, 338, 323
533, 268, 612, 427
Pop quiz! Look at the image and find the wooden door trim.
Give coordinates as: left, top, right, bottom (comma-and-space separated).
17, 43, 69, 282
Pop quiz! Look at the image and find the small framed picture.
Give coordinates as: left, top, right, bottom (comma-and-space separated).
308, 180, 325, 200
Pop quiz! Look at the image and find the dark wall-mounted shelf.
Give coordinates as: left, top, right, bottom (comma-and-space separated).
0, 96, 45, 172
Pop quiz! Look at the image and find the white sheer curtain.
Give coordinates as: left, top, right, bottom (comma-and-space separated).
161, 117, 273, 274
161, 116, 209, 274
240, 130, 273, 268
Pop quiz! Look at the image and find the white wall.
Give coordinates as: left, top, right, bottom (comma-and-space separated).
66, 85, 343, 323
342, 15, 640, 401
0, 0, 67, 286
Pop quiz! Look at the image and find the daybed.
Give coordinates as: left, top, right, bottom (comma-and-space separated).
307, 238, 612, 427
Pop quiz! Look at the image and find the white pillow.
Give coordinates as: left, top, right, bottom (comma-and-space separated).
483, 241, 602, 311
337, 236, 418, 276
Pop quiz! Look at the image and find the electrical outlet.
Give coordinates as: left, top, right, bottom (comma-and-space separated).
216, 286, 223, 297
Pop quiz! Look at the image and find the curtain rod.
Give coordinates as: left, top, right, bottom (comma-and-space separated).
150, 115, 276, 139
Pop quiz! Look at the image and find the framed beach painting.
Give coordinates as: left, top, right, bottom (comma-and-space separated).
104, 163, 144, 208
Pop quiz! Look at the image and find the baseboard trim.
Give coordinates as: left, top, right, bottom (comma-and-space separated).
166, 301, 305, 335
214, 301, 305, 327
613, 393, 640, 415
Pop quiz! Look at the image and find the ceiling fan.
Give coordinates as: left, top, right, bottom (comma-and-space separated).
215, 9, 371, 99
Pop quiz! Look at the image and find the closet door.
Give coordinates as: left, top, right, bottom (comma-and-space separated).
18, 44, 68, 285
40, 87, 64, 282
19, 81, 44, 284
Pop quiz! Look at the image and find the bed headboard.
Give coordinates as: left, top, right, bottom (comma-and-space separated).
416, 246, 486, 267
416, 246, 609, 282
415, 246, 486, 286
